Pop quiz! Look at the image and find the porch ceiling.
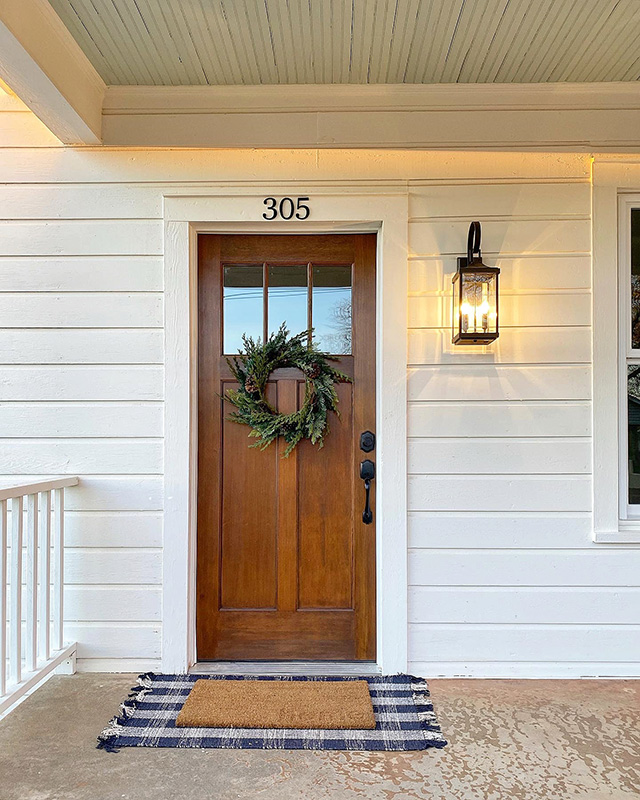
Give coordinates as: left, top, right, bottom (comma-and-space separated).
47, 0, 640, 87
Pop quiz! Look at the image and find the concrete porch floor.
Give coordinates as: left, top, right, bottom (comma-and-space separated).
0, 675, 638, 800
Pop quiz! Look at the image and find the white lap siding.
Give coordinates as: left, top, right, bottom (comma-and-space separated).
0, 90, 638, 675
408, 180, 638, 677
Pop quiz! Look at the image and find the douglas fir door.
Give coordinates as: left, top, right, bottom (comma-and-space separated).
197, 234, 376, 660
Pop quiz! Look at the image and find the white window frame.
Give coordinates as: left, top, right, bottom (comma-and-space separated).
618, 197, 640, 523
593, 158, 640, 543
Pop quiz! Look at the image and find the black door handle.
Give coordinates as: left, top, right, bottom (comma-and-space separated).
360, 459, 375, 524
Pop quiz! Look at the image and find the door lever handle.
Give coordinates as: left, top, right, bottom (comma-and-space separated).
360, 459, 375, 525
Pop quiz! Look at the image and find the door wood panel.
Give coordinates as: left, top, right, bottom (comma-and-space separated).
197, 233, 376, 660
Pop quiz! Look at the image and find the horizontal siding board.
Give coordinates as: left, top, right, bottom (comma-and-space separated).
0, 477, 164, 511
0, 150, 589, 183
67, 623, 161, 659
408, 550, 639, 587
408, 438, 590, 475
408, 183, 591, 220
408, 587, 640, 624
65, 587, 161, 621
408, 625, 640, 663
76, 658, 160, 672
0, 403, 163, 437
0, 185, 162, 219
408, 402, 591, 437
408, 327, 591, 365
0, 367, 164, 400
408, 513, 593, 548
64, 549, 162, 584
0, 440, 163, 474
0, 330, 163, 364
408, 292, 591, 328
409, 219, 590, 257
409, 256, 591, 293
0, 294, 163, 327
65, 512, 162, 547
0, 258, 163, 291
0, 221, 162, 256
408, 365, 591, 402
408, 475, 591, 512
409, 662, 640, 679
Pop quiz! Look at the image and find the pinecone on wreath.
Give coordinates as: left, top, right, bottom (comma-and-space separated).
244, 375, 259, 394
307, 362, 322, 379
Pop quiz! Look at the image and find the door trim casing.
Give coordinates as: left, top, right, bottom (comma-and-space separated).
162, 190, 409, 674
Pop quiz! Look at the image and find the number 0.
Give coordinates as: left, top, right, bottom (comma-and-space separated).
279, 197, 294, 220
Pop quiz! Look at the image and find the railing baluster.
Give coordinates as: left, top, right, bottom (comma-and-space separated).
0, 499, 7, 697
0, 477, 77, 713
9, 496, 23, 686
38, 490, 51, 662
53, 489, 64, 652
25, 494, 38, 673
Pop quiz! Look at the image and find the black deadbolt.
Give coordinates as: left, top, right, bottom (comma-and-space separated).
360, 430, 375, 453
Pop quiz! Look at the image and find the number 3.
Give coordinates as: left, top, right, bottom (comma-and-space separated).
262, 197, 277, 220
262, 196, 310, 220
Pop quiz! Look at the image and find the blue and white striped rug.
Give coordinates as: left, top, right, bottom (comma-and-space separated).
97, 673, 447, 752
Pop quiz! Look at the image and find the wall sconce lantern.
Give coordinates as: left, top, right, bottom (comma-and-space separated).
452, 221, 500, 345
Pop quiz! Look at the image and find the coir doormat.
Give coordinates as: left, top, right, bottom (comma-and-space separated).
175, 678, 376, 729
97, 673, 447, 752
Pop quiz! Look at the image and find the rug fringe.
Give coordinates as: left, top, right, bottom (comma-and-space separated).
97, 671, 157, 752
407, 674, 448, 749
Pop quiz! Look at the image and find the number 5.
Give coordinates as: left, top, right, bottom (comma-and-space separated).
295, 197, 310, 220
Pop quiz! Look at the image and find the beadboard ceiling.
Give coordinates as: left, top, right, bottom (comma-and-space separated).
47, 0, 640, 86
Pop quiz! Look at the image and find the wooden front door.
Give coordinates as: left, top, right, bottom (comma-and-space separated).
197, 234, 376, 661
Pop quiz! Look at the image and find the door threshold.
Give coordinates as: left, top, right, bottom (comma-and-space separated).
190, 661, 381, 676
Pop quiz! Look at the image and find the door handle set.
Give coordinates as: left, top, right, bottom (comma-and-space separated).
359, 431, 375, 525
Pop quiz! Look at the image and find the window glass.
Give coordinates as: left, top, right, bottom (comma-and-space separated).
629, 365, 640, 505
312, 265, 352, 354
632, 209, 640, 348
268, 265, 308, 336
223, 264, 263, 354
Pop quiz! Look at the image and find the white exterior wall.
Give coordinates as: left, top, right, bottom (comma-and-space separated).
1, 91, 638, 676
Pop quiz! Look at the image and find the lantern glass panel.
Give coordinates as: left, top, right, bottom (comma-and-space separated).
452, 272, 461, 340
459, 271, 498, 336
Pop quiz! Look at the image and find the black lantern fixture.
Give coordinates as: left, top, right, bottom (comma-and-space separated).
452, 221, 500, 345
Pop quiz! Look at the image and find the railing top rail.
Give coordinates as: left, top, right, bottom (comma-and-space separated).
0, 477, 79, 503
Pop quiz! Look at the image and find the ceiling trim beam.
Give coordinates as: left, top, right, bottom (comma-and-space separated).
102, 82, 640, 151
0, 0, 105, 144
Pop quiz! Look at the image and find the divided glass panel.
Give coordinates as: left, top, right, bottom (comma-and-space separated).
312, 265, 352, 355
632, 209, 640, 349
628, 365, 640, 505
268, 265, 308, 338
223, 264, 263, 354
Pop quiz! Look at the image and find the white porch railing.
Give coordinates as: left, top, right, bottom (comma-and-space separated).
0, 477, 78, 715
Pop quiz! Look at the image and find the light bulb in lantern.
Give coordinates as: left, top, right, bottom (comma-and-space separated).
460, 300, 473, 333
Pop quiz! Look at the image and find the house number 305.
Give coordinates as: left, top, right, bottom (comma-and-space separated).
262, 196, 310, 221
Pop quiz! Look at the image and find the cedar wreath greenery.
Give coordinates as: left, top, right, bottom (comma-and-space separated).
225, 324, 350, 456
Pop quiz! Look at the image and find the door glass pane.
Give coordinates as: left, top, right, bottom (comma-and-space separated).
632, 209, 640, 348
629, 365, 640, 504
223, 264, 263, 354
312, 265, 352, 354
268, 265, 308, 336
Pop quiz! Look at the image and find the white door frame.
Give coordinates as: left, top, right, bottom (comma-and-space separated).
162, 190, 409, 674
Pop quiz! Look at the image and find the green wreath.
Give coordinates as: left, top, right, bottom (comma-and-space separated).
225, 324, 350, 456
